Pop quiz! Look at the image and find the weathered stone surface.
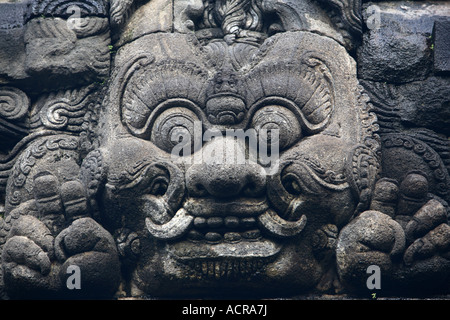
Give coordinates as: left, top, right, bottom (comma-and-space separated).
112, 0, 173, 46
23, 17, 111, 92
361, 77, 450, 137
433, 19, 450, 74
396, 77, 450, 136
0, 86, 29, 151
0, 0, 112, 92
26, 0, 109, 20
0, 2, 27, 29
0, 0, 449, 300
358, 1, 450, 83
0, 2, 28, 85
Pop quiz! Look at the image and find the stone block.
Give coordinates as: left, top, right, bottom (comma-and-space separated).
397, 76, 450, 136
361, 76, 450, 136
433, 19, 450, 74
23, 17, 111, 92
0, 2, 27, 29
113, 0, 173, 47
0, 2, 28, 84
358, 1, 450, 83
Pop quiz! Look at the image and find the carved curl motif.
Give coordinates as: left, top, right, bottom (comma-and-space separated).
0, 87, 29, 121
31, 86, 97, 132
27, 0, 109, 18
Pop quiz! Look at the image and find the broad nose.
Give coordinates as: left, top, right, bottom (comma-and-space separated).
185, 136, 266, 198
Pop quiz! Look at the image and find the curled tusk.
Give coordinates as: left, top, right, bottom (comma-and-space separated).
145, 208, 194, 240
257, 209, 307, 238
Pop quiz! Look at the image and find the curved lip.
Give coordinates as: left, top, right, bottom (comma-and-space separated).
183, 197, 269, 217
168, 238, 282, 261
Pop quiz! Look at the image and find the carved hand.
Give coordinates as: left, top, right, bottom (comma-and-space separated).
53, 216, 121, 298
336, 172, 450, 293
2, 172, 120, 298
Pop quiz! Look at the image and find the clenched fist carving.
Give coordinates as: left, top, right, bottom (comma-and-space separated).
337, 172, 450, 295
1, 172, 120, 299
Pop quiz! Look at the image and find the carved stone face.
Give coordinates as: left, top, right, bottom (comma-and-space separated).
94, 30, 378, 297
2, 0, 450, 301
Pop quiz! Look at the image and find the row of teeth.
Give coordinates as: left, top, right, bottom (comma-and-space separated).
193, 215, 258, 229
184, 259, 268, 279
187, 216, 261, 243
146, 207, 306, 241
187, 229, 262, 243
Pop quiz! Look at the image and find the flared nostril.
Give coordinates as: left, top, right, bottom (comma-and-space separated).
243, 167, 267, 197
194, 182, 213, 197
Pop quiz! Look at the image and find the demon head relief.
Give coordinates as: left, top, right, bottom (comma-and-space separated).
0, 0, 449, 299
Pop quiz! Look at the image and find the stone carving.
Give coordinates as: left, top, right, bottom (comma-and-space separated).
0, 87, 29, 122
0, 0, 448, 299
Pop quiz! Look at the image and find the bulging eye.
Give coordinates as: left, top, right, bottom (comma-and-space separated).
150, 107, 201, 155
251, 105, 302, 150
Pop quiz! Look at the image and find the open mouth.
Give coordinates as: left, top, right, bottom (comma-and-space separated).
144, 197, 306, 279
145, 196, 307, 243
181, 197, 269, 244
181, 197, 266, 242
168, 239, 282, 279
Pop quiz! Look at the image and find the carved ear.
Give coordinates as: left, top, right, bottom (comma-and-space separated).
346, 144, 381, 215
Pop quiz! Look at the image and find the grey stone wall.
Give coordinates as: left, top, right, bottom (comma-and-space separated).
358, 1, 450, 146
